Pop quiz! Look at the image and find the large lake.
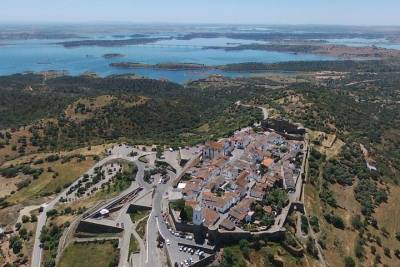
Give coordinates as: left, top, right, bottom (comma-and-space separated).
0, 36, 335, 83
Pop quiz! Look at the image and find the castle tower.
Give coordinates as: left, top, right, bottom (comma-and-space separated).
193, 205, 203, 226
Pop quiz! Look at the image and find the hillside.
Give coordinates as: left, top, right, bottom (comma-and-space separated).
0, 60, 400, 267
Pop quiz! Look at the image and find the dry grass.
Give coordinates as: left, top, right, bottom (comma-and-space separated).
7, 157, 95, 205
0, 175, 24, 198
195, 123, 210, 133
0, 210, 38, 266
64, 95, 149, 122
65, 95, 116, 122
1, 143, 113, 168
305, 181, 360, 267
0, 144, 113, 203
0, 128, 38, 164
369, 184, 400, 266
308, 131, 345, 160
59, 240, 119, 267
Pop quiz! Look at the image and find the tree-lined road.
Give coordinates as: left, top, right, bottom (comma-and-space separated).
31, 145, 150, 267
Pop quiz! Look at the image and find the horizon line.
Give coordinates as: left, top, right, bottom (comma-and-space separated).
0, 21, 400, 28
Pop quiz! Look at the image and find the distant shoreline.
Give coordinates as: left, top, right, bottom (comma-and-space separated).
205, 43, 400, 60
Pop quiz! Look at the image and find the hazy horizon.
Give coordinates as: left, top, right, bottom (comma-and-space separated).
0, 0, 399, 26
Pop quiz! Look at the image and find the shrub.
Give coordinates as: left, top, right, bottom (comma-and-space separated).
30, 214, 37, 222
309, 216, 320, 232
301, 215, 309, 234
384, 247, 391, 258
396, 232, 400, 241
46, 209, 58, 217
45, 154, 60, 162
344, 256, 355, 267
239, 239, 251, 259
354, 238, 364, 259
351, 215, 363, 230
306, 237, 319, 258
324, 213, 345, 229
21, 215, 30, 223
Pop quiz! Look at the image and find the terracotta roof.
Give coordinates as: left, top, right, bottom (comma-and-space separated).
228, 197, 255, 221
235, 171, 249, 189
250, 184, 266, 199
211, 156, 228, 168
220, 218, 236, 231
195, 168, 211, 180
263, 206, 273, 214
262, 157, 274, 168
185, 200, 198, 209
206, 141, 224, 150
202, 191, 239, 209
205, 175, 225, 190
202, 208, 220, 227
182, 179, 202, 196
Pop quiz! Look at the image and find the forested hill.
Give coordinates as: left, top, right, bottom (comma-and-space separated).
0, 74, 263, 150
0, 74, 182, 128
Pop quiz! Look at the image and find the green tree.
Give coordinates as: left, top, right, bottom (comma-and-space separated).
21, 215, 30, 223
239, 239, 251, 259
344, 256, 355, 267
30, 214, 38, 222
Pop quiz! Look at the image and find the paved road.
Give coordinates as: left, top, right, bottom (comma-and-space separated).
236, 101, 269, 120
31, 143, 196, 267
130, 217, 147, 267
31, 145, 147, 267
145, 179, 170, 267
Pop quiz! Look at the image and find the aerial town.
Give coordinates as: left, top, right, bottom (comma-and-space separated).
0, 113, 308, 267
158, 122, 307, 266
173, 127, 304, 232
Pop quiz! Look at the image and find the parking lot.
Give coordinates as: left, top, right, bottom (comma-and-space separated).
157, 212, 213, 266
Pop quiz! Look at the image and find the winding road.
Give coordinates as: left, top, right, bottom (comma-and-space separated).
31, 145, 150, 267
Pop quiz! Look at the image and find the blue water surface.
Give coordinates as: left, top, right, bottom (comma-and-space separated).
0, 37, 335, 83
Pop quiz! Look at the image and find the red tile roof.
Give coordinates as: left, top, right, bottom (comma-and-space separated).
202, 208, 220, 227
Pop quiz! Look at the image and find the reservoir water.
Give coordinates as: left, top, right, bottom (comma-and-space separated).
0, 37, 334, 83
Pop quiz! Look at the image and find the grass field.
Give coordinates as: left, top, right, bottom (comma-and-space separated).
64, 95, 116, 122
305, 174, 361, 267
129, 210, 150, 223
221, 242, 310, 267
3, 143, 115, 205
59, 240, 119, 267
129, 234, 140, 256
0, 128, 38, 165
370, 184, 400, 267
136, 217, 148, 239
138, 155, 149, 164
7, 157, 95, 204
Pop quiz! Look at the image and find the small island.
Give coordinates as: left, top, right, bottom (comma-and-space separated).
103, 53, 125, 59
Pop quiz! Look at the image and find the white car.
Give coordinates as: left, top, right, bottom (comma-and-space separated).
166, 239, 171, 245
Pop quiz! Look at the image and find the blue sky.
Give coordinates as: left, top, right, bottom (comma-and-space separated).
1, 0, 399, 25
